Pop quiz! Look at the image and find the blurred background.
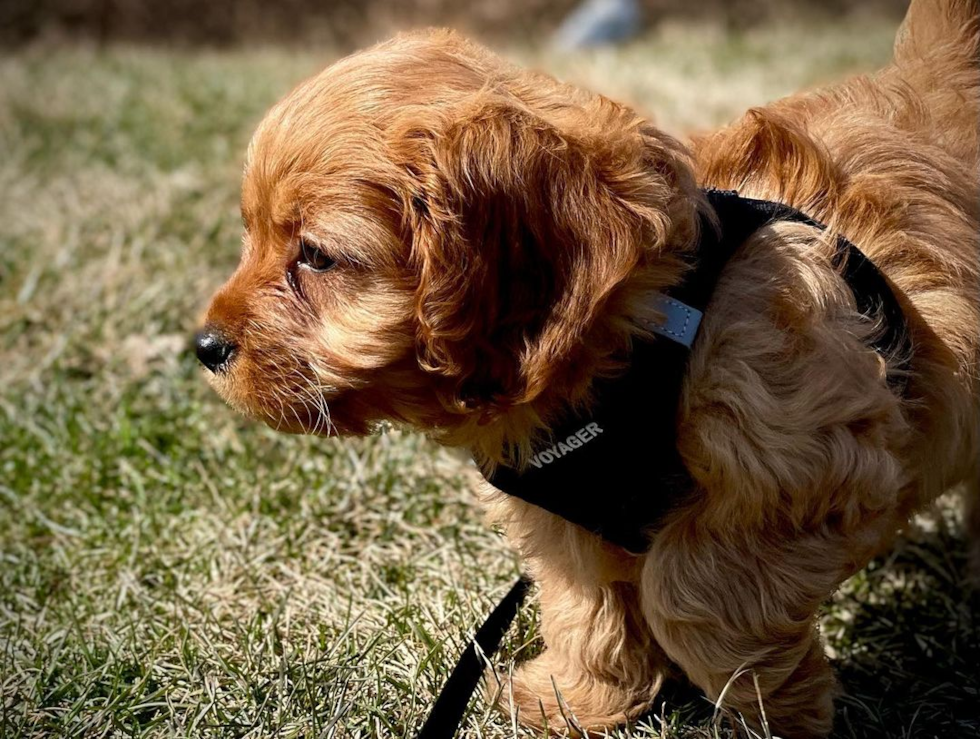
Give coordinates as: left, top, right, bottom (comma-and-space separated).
3, 1, 978, 738
2, 0, 907, 48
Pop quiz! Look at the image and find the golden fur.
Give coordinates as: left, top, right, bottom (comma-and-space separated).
199, 1, 980, 735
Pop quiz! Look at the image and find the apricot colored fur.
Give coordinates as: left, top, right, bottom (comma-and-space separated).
200, 1, 979, 736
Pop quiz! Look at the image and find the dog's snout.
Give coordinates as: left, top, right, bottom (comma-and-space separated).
194, 326, 237, 373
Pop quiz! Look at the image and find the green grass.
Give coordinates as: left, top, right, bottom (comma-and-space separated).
1, 18, 978, 739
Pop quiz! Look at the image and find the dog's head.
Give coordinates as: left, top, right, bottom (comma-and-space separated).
197, 29, 697, 452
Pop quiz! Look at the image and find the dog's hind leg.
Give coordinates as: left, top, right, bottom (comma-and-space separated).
637, 516, 885, 739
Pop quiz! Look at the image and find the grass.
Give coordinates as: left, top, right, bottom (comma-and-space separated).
1, 16, 978, 739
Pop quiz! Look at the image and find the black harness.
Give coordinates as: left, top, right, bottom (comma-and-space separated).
476, 188, 911, 553
417, 189, 912, 739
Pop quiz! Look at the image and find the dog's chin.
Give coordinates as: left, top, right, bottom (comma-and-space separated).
239, 397, 349, 438
204, 367, 388, 438
254, 395, 382, 438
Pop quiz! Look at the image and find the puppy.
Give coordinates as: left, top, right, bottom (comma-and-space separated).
196, 1, 979, 736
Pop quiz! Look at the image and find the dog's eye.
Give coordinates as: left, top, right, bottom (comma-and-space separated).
298, 239, 336, 273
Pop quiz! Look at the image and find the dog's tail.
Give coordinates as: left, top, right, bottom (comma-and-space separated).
894, 0, 979, 65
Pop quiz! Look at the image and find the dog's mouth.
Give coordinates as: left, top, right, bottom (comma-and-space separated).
203, 360, 383, 438
198, 349, 325, 432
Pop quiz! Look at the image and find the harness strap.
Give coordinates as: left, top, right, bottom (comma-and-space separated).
645, 293, 703, 347
705, 190, 911, 382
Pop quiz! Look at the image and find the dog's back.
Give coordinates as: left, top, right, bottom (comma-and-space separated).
691, 0, 979, 531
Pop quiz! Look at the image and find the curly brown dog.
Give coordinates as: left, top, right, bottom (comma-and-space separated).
196, 1, 979, 736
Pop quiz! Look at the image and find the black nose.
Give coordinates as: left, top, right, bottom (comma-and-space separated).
194, 327, 237, 372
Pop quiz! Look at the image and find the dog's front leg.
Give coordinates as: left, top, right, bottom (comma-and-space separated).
489, 498, 668, 734
639, 516, 870, 739
504, 574, 667, 733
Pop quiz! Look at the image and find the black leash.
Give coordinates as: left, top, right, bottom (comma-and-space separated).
417, 575, 532, 739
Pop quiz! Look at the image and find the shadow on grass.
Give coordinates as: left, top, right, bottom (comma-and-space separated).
831, 523, 979, 739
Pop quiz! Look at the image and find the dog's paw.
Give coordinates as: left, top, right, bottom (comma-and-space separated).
488, 651, 657, 736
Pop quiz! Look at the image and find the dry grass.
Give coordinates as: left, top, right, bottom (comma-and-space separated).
1, 16, 978, 739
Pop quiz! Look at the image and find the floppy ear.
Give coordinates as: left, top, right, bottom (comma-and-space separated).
394, 93, 692, 416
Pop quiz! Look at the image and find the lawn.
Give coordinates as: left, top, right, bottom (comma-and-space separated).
1, 15, 978, 739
